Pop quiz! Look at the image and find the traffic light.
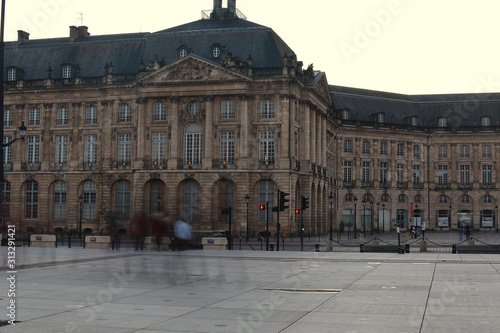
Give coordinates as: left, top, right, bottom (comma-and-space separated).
295, 209, 300, 214
279, 191, 289, 212
259, 204, 265, 211
301, 196, 309, 210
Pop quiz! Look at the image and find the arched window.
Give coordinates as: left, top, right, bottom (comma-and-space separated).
184, 179, 199, 222
25, 180, 38, 218
54, 180, 67, 219
183, 123, 203, 168
116, 180, 130, 220
83, 180, 97, 220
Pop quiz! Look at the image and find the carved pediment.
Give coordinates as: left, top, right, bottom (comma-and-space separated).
135, 55, 250, 85
313, 73, 332, 104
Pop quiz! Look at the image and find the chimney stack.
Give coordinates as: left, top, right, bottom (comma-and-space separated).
213, 0, 222, 10
17, 30, 30, 43
228, 0, 236, 11
69, 26, 90, 41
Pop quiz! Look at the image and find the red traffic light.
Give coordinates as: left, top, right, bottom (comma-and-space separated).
259, 204, 265, 210
295, 209, 300, 214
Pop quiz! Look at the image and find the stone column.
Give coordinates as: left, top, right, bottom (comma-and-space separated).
203, 97, 214, 169
168, 98, 179, 169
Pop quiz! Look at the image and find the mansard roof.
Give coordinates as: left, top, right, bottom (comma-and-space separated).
330, 85, 500, 128
4, 17, 294, 81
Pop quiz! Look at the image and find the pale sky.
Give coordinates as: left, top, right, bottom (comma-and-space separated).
4, 0, 500, 95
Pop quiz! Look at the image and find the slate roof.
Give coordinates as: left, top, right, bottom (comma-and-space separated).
4, 17, 293, 80
330, 85, 500, 128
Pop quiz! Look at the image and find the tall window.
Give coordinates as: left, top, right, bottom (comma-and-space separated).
84, 134, 97, 166
377, 112, 385, 123
55, 135, 68, 165
82, 180, 96, 220
397, 143, 404, 156
1, 181, 10, 218
483, 145, 492, 158
380, 162, 388, 184
4, 109, 12, 126
119, 104, 132, 122
57, 107, 69, 125
413, 164, 421, 184
53, 180, 66, 219
85, 106, 98, 124
259, 130, 275, 166
413, 145, 420, 158
152, 132, 167, 166
362, 141, 370, 154
153, 102, 166, 121
25, 180, 38, 218
438, 145, 447, 159
184, 179, 199, 222
260, 100, 275, 119
117, 133, 132, 164
362, 162, 370, 184
438, 165, 448, 186
438, 117, 447, 127
221, 100, 235, 119
116, 180, 130, 220
460, 165, 470, 185
220, 130, 235, 167
258, 180, 274, 222
482, 165, 493, 185
380, 141, 388, 155
183, 123, 203, 168
3, 137, 12, 167
27, 136, 40, 164
150, 180, 162, 215
344, 160, 352, 183
460, 145, 470, 158
397, 163, 405, 183
29, 108, 40, 126
344, 139, 352, 153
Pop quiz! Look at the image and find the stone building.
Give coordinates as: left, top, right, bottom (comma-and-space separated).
2, 0, 499, 241
331, 86, 500, 234
2, 0, 333, 238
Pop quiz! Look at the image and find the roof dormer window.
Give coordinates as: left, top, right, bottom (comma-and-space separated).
410, 115, 418, 127
481, 116, 491, 127
7, 68, 17, 81
62, 65, 73, 79
179, 49, 188, 58
210, 44, 223, 59
438, 116, 447, 128
377, 112, 385, 123
340, 109, 350, 120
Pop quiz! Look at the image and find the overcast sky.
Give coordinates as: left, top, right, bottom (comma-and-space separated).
4, 0, 500, 95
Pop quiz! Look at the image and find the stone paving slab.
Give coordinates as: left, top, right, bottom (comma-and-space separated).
1, 247, 500, 332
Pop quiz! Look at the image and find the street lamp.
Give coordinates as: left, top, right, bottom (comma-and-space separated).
362, 199, 366, 236
382, 203, 385, 233
79, 195, 83, 239
376, 202, 380, 233
0, 122, 27, 245
329, 193, 334, 241
496, 205, 498, 233
353, 197, 358, 239
370, 200, 373, 235
245, 194, 250, 242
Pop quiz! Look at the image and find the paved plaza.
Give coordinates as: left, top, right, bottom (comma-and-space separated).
2, 233, 500, 332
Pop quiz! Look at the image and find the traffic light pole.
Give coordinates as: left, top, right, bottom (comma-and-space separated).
266, 201, 269, 251
300, 213, 304, 251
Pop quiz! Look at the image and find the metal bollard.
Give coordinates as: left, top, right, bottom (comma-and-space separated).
270, 244, 274, 251
315, 244, 319, 252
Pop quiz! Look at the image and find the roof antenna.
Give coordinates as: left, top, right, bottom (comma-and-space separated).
75, 12, 83, 26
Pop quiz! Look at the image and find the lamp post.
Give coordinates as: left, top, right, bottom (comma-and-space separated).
496, 205, 498, 233
245, 194, 250, 242
157, 195, 161, 214
329, 193, 333, 241
382, 203, 385, 233
376, 202, 380, 233
449, 204, 452, 230
362, 199, 366, 236
353, 197, 358, 239
370, 200, 373, 235
0, 122, 27, 245
79, 195, 83, 240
